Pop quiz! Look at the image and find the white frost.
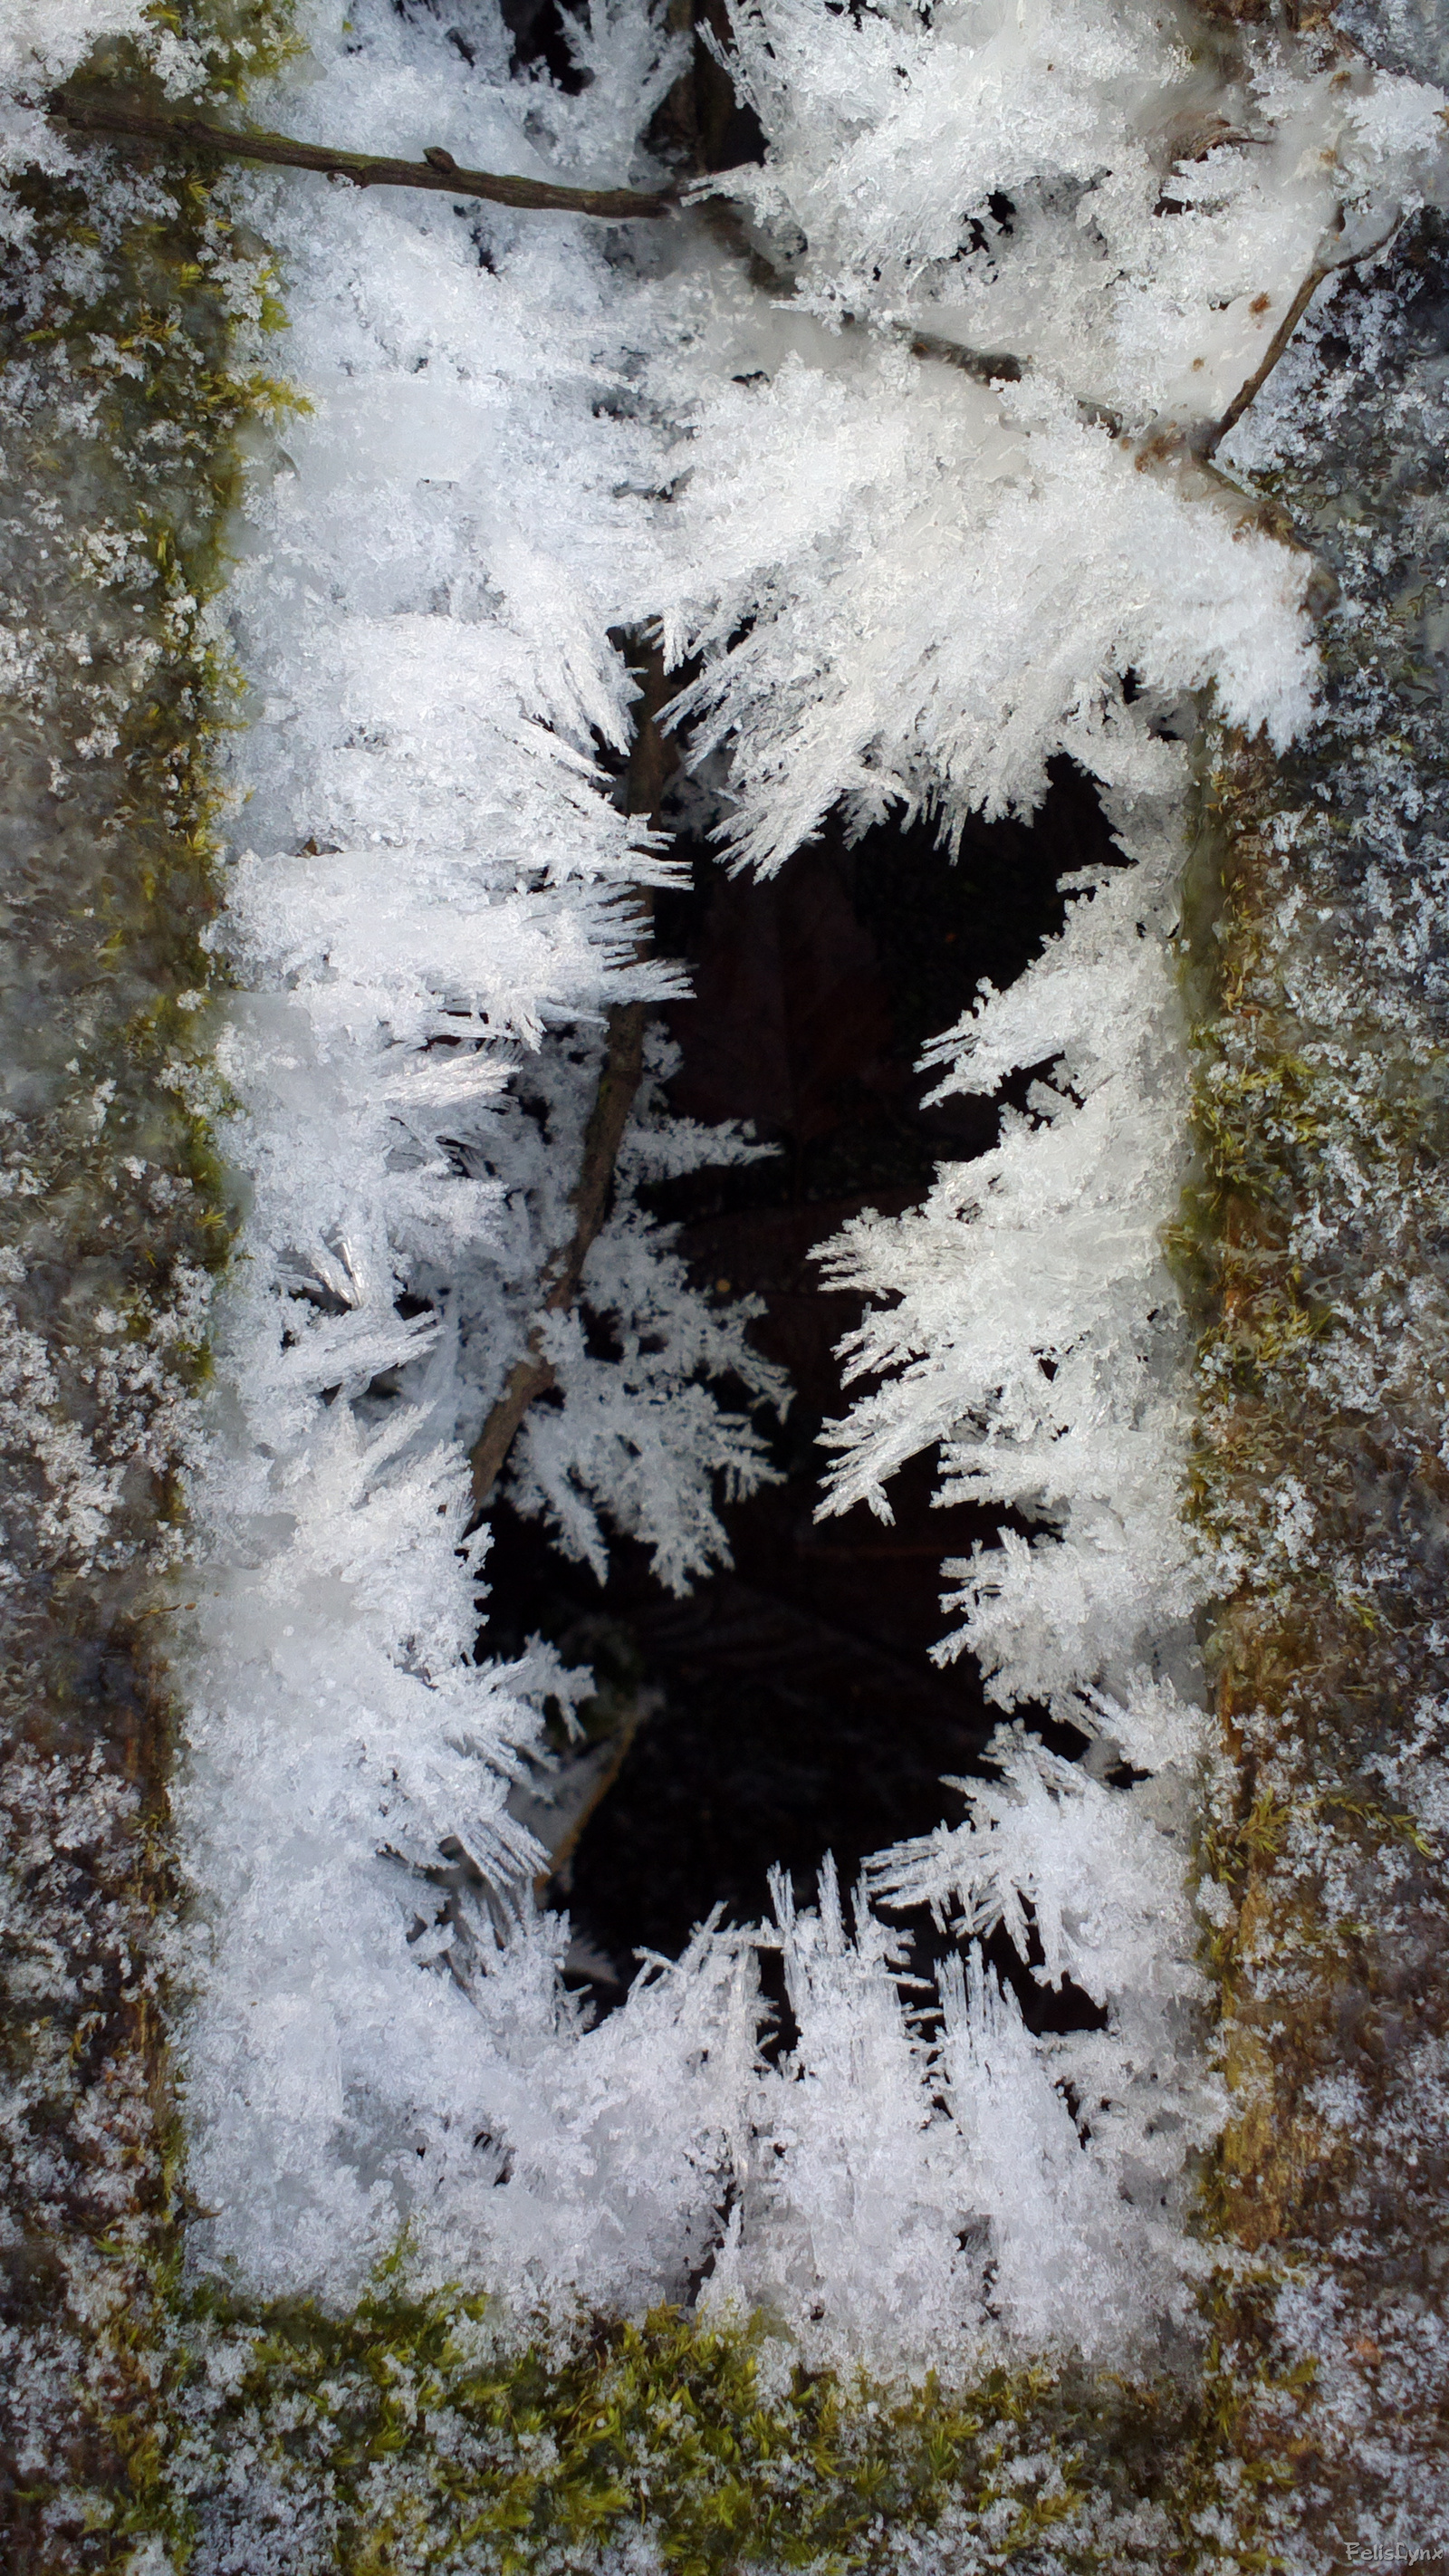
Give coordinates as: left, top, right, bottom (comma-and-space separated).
158, 0, 1445, 2371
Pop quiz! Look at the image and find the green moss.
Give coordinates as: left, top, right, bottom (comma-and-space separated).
91, 2254, 1229, 2574
0, 6, 312, 2565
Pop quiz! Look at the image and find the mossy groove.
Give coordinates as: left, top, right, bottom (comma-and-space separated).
14, 14, 1449, 2574
0, 4, 298, 2562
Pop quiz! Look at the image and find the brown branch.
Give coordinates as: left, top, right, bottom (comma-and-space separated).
1196, 264, 1332, 459
907, 205, 1401, 471
907, 329, 1125, 436
51, 91, 677, 220
907, 330, 1023, 387
470, 647, 676, 1511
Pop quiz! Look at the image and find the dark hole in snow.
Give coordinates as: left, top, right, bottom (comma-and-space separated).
490, 0, 592, 93
485, 766, 1120, 2041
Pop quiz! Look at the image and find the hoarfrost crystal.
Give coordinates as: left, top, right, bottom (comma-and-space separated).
158, 0, 1446, 2372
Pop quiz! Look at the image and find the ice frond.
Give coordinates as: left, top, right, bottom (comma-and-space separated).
933, 1946, 1164, 2360
711, 0, 1445, 426
659, 348, 1315, 877
868, 1722, 1202, 2013
815, 785, 1195, 1716
561, 0, 690, 179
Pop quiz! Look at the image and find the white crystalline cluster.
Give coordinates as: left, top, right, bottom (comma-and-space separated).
713, 0, 1446, 424
650, 0, 1448, 860
701, 1846, 1210, 2365
655, 342, 1316, 868
817, 780, 1196, 1716
792, 778, 1220, 2337
167, 0, 1445, 2369
180, 0, 783, 2300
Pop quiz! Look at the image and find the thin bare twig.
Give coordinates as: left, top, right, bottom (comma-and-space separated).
907, 327, 1126, 434
1199, 210, 1404, 457
907, 330, 1022, 386
469, 649, 676, 1512
1197, 264, 1334, 458
52, 91, 677, 221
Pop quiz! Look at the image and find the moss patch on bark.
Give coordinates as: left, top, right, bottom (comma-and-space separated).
0, 6, 294, 2562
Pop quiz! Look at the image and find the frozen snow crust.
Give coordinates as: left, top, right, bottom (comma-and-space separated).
170, 0, 1449, 2390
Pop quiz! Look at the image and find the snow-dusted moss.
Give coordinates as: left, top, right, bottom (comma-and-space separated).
146, 2272, 1201, 2574
0, 2, 296, 2559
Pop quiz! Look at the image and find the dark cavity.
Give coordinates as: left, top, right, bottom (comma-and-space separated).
483, 765, 1121, 2039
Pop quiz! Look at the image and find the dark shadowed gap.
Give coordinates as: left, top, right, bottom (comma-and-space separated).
461, 0, 772, 149
482, 765, 1122, 2042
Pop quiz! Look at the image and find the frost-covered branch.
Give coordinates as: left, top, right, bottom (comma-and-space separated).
905, 212, 1404, 461
904, 328, 1025, 389
46, 75, 1406, 481
1200, 209, 1406, 456
470, 647, 673, 1509
52, 89, 678, 219
467, 995, 647, 1504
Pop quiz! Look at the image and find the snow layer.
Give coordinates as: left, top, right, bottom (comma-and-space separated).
180, 0, 782, 2302
168, 0, 1449, 2376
